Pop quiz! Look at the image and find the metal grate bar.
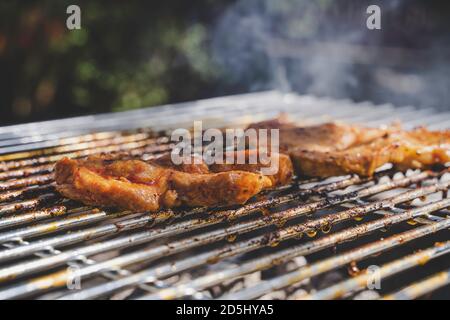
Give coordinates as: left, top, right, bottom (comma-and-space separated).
221, 205, 450, 300
382, 267, 450, 300
301, 238, 450, 300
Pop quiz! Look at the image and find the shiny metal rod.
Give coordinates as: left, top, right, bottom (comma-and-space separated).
304, 240, 450, 300
382, 267, 450, 300
220, 200, 450, 300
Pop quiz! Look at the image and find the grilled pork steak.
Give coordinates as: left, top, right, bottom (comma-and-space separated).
151, 150, 293, 186
249, 118, 450, 177
55, 151, 293, 212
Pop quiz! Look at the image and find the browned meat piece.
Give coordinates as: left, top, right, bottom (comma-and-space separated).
151, 154, 210, 174
249, 117, 449, 177
209, 149, 293, 186
55, 151, 294, 211
55, 157, 167, 212
152, 150, 293, 186
248, 117, 394, 153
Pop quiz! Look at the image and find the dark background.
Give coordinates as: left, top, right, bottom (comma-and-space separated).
1, 0, 450, 126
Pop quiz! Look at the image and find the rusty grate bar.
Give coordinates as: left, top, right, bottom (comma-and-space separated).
0, 138, 172, 174
301, 239, 450, 300
220, 207, 450, 300
382, 267, 450, 300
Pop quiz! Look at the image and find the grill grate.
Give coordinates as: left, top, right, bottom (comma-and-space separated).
0, 91, 449, 300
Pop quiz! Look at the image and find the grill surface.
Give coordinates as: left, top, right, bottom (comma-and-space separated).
0, 91, 449, 300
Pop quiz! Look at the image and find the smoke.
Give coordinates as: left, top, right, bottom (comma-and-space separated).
211, 1, 288, 91
212, 0, 368, 97
211, 0, 450, 111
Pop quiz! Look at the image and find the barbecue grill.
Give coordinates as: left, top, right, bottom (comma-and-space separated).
0, 91, 449, 300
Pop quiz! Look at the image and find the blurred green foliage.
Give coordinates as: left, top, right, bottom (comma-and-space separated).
0, 0, 236, 124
